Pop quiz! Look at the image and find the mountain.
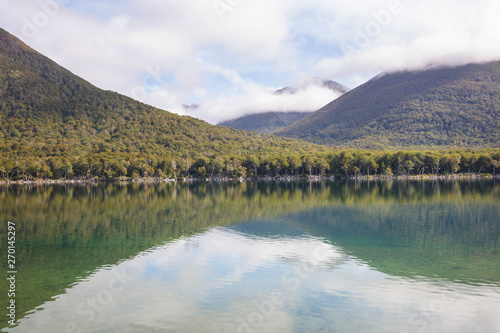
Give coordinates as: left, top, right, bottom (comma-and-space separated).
275, 77, 350, 95
218, 112, 311, 134
276, 62, 500, 149
218, 78, 349, 134
0, 27, 325, 176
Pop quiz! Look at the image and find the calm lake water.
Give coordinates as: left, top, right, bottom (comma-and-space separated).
0, 180, 499, 332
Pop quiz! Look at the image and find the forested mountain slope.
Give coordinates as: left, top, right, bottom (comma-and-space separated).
219, 111, 312, 134
277, 62, 500, 149
0, 28, 325, 178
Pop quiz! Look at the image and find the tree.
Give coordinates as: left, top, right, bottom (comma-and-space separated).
209, 156, 225, 177
449, 154, 460, 175
340, 152, 354, 177
288, 155, 301, 176
362, 155, 378, 176
395, 151, 406, 175
276, 156, 289, 176
492, 159, 500, 176
383, 165, 393, 177
403, 159, 414, 176
474, 154, 490, 175
171, 159, 177, 179
425, 153, 440, 175
413, 153, 425, 175
315, 157, 329, 176
244, 155, 259, 177
303, 157, 314, 176
62, 162, 73, 179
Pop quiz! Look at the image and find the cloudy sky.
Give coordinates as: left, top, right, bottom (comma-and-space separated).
1, 0, 500, 123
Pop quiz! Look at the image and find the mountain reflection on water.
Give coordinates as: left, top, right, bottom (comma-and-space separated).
0, 180, 499, 332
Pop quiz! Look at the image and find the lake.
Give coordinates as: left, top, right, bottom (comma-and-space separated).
1, 180, 499, 332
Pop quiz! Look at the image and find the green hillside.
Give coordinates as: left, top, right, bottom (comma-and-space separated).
219, 111, 311, 134
0, 28, 326, 179
277, 62, 500, 149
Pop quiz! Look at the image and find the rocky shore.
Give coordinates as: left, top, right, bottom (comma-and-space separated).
0, 173, 498, 185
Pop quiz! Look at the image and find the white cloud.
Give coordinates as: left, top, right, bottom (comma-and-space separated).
315, 0, 500, 79
1, 0, 499, 123
193, 82, 344, 124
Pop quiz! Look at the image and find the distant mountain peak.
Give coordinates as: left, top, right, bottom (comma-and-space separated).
182, 103, 199, 111
217, 78, 350, 134
275, 77, 350, 95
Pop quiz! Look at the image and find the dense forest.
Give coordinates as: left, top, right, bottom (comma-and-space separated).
1, 148, 499, 181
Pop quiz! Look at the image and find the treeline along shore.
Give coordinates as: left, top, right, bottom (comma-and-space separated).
1, 148, 499, 183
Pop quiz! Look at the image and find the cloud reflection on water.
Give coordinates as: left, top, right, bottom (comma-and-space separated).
6, 226, 500, 333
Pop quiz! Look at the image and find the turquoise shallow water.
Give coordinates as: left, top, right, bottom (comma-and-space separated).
0, 180, 499, 332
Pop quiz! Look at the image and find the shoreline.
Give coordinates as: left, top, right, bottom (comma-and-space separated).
0, 174, 497, 185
